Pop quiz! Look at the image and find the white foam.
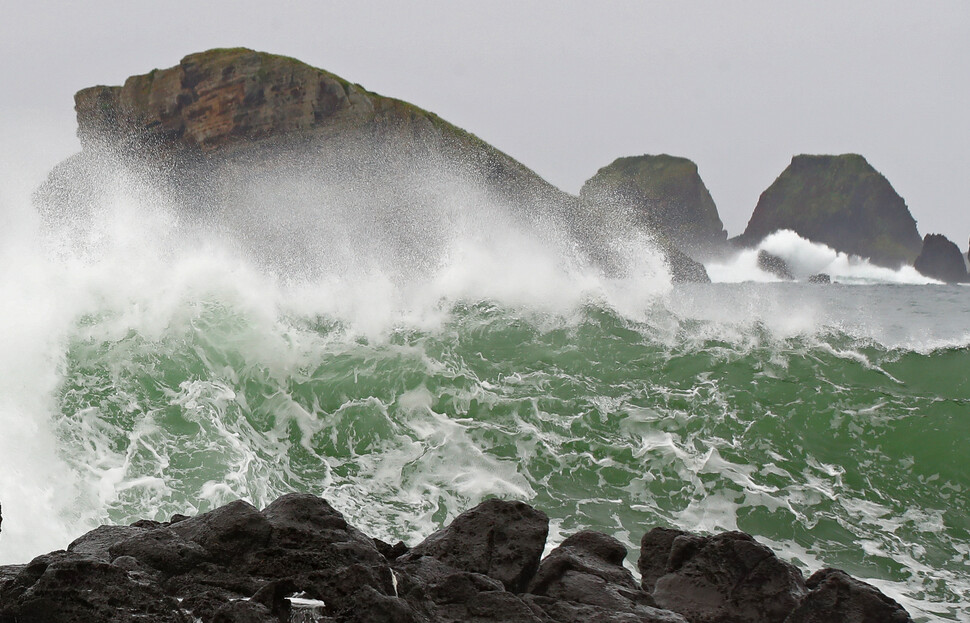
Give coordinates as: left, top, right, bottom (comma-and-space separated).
707, 230, 939, 284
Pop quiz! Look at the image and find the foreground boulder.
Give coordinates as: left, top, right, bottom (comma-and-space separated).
785, 569, 913, 623
0, 495, 915, 623
641, 528, 808, 623
913, 233, 969, 283
735, 154, 922, 268
401, 498, 548, 593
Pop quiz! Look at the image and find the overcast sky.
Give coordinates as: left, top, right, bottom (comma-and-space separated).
2, 1, 968, 244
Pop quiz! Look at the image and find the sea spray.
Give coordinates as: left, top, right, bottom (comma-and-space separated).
0, 152, 967, 621
707, 229, 939, 284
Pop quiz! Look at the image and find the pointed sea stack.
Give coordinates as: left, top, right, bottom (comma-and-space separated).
913, 233, 969, 283
736, 154, 922, 268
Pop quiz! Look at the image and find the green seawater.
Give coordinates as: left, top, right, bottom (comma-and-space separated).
50, 283, 969, 621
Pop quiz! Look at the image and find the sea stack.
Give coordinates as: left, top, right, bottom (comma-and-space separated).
913, 233, 970, 283
581, 154, 728, 260
735, 154, 922, 268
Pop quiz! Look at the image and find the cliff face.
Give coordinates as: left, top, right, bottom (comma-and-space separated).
37, 48, 589, 279
580, 155, 727, 260
737, 154, 922, 268
56, 48, 561, 203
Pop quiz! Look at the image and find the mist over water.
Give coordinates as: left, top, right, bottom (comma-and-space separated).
1, 146, 968, 621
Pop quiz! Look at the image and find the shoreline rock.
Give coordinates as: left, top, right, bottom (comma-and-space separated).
0, 494, 913, 623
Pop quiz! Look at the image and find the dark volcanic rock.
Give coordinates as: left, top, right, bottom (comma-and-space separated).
638, 527, 695, 594
66, 524, 148, 560
524, 595, 688, 622
260, 492, 376, 554
529, 530, 660, 614
0, 495, 917, 623
784, 568, 914, 623
737, 154, 922, 268
0, 551, 188, 623
913, 233, 970, 283
757, 250, 794, 280
644, 530, 808, 623
211, 600, 276, 623
108, 527, 208, 575
168, 499, 271, 564
403, 498, 548, 593
807, 273, 831, 284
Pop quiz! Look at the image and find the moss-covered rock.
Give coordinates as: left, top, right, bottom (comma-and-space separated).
580, 155, 727, 259
736, 154, 922, 268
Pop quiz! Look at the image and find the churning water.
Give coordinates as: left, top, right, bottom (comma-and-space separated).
0, 150, 967, 621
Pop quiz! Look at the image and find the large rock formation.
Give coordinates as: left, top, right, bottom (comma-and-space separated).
0, 494, 914, 623
38, 49, 577, 272
581, 154, 726, 262
735, 154, 923, 268
913, 233, 969, 283
35, 48, 704, 282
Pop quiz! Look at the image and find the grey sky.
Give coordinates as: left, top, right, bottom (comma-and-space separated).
2, 1, 968, 246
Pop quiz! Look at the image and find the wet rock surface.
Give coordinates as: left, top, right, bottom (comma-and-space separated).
757, 250, 794, 280
0, 494, 914, 623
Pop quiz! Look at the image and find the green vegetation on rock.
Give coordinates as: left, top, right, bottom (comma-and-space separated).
580, 154, 727, 259
737, 154, 922, 268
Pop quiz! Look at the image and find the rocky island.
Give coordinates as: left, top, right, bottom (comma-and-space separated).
913, 233, 969, 283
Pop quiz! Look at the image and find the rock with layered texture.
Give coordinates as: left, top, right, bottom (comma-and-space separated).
913, 233, 969, 283
736, 154, 923, 268
34, 48, 600, 280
